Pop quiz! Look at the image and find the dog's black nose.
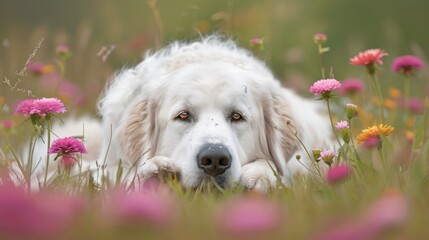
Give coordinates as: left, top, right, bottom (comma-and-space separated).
197, 144, 231, 176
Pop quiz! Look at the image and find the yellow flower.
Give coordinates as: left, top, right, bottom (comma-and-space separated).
389, 87, 402, 99
42, 64, 54, 74
405, 118, 414, 128
384, 99, 397, 110
0, 96, 4, 105
356, 124, 395, 144
405, 131, 414, 142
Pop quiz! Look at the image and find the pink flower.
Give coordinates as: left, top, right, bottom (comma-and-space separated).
49, 137, 87, 155
107, 188, 177, 227
49, 137, 87, 168
2, 120, 14, 128
363, 189, 408, 233
27, 62, 45, 74
35, 98, 65, 116
249, 38, 264, 52
0, 183, 85, 239
56, 44, 71, 58
14, 99, 35, 116
399, 97, 423, 114
362, 136, 380, 148
56, 45, 69, 53
309, 79, 341, 96
326, 164, 351, 184
249, 38, 263, 45
318, 150, 337, 165
335, 121, 349, 130
339, 79, 365, 96
313, 33, 327, 44
32, 98, 66, 116
346, 103, 358, 119
350, 49, 388, 66
216, 195, 283, 237
391, 55, 424, 76
58, 80, 86, 106
27, 62, 54, 75
15, 98, 66, 117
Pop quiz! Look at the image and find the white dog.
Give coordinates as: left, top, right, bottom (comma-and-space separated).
96, 36, 334, 192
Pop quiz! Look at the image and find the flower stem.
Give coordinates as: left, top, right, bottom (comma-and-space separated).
369, 73, 385, 123
347, 120, 361, 162
286, 123, 324, 180
44, 116, 52, 186
325, 98, 342, 146
404, 75, 410, 118
317, 44, 326, 79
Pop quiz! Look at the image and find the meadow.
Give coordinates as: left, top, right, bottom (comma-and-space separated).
1, 1, 429, 239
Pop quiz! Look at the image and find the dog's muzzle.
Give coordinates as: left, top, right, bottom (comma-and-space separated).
197, 143, 231, 177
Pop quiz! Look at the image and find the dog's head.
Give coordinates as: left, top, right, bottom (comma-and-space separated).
99, 37, 298, 188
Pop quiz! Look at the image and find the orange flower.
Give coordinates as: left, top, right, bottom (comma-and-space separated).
356, 124, 394, 144
350, 49, 388, 66
384, 99, 397, 110
388, 87, 402, 99
42, 64, 54, 74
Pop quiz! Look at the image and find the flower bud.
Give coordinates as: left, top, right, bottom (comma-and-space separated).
346, 103, 358, 120
313, 33, 327, 44
312, 149, 321, 162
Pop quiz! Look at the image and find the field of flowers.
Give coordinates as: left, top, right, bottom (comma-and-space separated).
1, 1, 429, 240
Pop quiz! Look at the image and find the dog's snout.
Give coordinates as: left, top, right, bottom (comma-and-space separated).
197, 144, 231, 176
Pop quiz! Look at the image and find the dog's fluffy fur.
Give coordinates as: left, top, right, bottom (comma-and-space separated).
12, 37, 334, 192
97, 37, 334, 192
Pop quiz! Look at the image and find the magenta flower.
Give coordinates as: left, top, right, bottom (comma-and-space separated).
32, 98, 66, 116
391, 55, 424, 76
339, 79, 365, 96
309, 79, 341, 96
407, 97, 424, 114
249, 38, 264, 52
49, 137, 87, 155
249, 38, 263, 45
107, 188, 177, 227
335, 121, 349, 130
0, 183, 85, 239
326, 164, 351, 184
362, 136, 381, 149
14, 99, 35, 116
350, 49, 388, 66
398, 97, 424, 115
56, 45, 69, 53
313, 33, 327, 44
363, 189, 408, 233
56, 44, 72, 58
15, 98, 66, 117
27, 62, 45, 74
216, 195, 283, 237
49, 137, 87, 167
2, 120, 14, 129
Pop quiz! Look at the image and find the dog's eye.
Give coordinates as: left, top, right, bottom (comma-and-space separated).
230, 112, 244, 122
175, 111, 190, 121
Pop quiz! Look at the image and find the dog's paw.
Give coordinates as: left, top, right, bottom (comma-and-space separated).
239, 160, 279, 193
139, 156, 180, 179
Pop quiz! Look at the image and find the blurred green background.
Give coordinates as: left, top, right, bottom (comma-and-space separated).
1, 0, 428, 111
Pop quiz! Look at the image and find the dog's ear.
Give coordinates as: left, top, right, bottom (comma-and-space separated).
264, 94, 298, 175
120, 99, 158, 163
98, 68, 158, 166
